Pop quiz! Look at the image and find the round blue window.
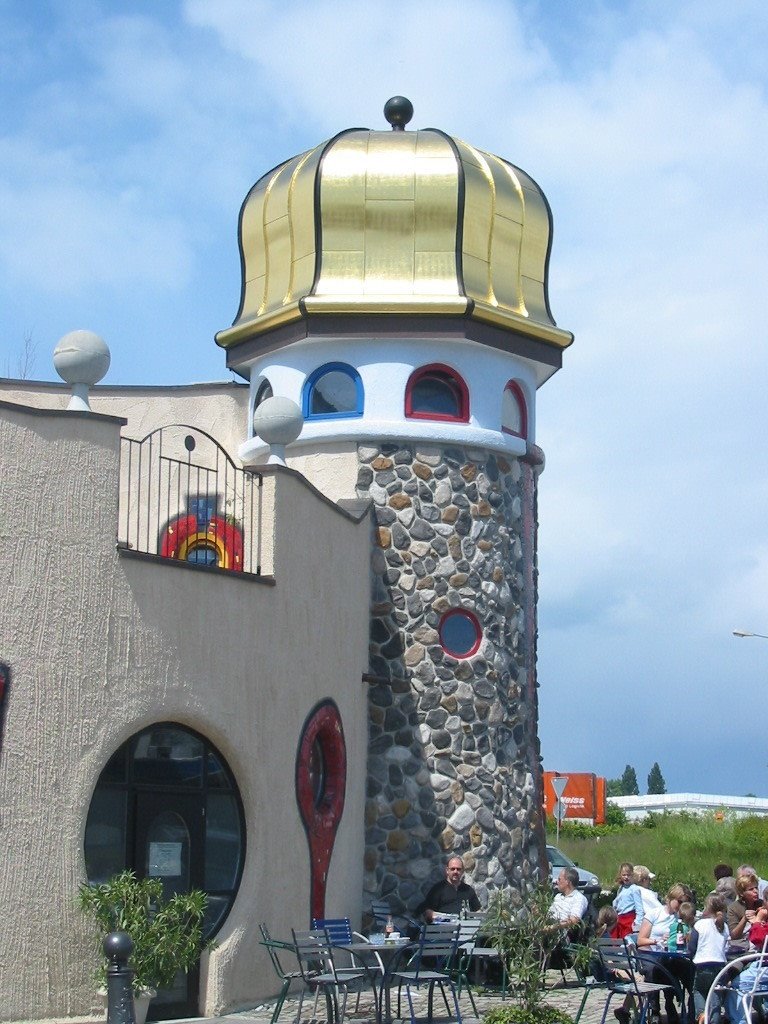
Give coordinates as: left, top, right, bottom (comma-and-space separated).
439, 610, 482, 658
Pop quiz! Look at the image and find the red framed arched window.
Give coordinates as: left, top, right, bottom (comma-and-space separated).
501, 380, 528, 438
405, 364, 469, 423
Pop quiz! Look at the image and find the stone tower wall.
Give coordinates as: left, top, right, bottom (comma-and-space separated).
357, 441, 546, 914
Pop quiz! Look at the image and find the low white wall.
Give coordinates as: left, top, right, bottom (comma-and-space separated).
610, 793, 768, 820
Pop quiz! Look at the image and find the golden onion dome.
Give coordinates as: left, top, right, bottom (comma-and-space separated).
216, 98, 572, 353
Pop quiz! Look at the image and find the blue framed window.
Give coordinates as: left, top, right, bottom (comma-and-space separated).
303, 363, 363, 420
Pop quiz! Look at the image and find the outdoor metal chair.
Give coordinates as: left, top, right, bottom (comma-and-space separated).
634, 948, 691, 1023
370, 898, 420, 938
389, 921, 463, 1024
259, 922, 307, 1024
451, 918, 481, 1015
313, 916, 387, 977
596, 937, 675, 1024
292, 927, 379, 1024
706, 944, 768, 1024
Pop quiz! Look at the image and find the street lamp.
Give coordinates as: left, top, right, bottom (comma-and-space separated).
733, 630, 768, 639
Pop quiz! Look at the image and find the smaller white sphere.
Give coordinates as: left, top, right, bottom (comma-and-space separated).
53, 330, 111, 385
253, 396, 304, 445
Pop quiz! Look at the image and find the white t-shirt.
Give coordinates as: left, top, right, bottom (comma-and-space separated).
638, 885, 663, 919
550, 888, 588, 923
644, 904, 676, 949
693, 917, 729, 964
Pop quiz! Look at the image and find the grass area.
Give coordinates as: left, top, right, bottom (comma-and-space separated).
548, 813, 768, 904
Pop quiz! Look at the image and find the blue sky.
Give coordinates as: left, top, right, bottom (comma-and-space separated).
2, 0, 767, 797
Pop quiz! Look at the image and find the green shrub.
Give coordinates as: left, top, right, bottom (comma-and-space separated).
78, 870, 211, 993
484, 1005, 575, 1024
605, 803, 628, 827
484, 885, 562, 1013
733, 817, 768, 861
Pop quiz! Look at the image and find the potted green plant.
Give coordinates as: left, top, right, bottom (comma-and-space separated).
78, 870, 210, 1024
482, 884, 576, 1024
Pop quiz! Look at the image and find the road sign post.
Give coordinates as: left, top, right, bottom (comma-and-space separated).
551, 775, 569, 843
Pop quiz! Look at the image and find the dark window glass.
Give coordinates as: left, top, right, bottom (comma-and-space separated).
411, 374, 460, 417
132, 727, 204, 787
84, 789, 127, 884
310, 370, 357, 415
100, 746, 127, 784
204, 893, 230, 935
439, 610, 481, 657
186, 544, 218, 566
206, 751, 229, 789
308, 736, 326, 809
255, 379, 273, 408
84, 724, 245, 945
205, 793, 241, 890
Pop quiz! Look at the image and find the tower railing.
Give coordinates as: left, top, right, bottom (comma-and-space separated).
117, 424, 264, 576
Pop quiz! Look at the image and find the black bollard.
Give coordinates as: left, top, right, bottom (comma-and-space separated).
103, 931, 136, 1024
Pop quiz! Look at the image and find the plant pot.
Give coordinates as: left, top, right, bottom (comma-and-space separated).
133, 988, 156, 1024
99, 986, 156, 1024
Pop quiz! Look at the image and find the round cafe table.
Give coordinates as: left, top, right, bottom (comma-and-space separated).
337, 939, 413, 1023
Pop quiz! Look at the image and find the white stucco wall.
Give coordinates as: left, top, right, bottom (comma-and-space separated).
0, 400, 370, 1021
0, 378, 249, 459
240, 335, 535, 468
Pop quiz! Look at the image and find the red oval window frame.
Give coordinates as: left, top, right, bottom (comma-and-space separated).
295, 701, 347, 922
438, 609, 482, 658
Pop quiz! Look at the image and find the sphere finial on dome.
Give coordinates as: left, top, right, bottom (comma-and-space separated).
384, 96, 413, 131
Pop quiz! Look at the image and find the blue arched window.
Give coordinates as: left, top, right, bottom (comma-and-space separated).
302, 363, 363, 420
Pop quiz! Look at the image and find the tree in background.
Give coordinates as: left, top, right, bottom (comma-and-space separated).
607, 777, 624, 797
621, 764, 640, 796
647, 762, 666, 794
4, 331, 37, 379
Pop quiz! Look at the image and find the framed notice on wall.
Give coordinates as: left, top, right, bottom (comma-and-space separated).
148, 842, 182, 877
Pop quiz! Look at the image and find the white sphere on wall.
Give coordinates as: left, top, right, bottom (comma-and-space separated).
53, 330, 111, 385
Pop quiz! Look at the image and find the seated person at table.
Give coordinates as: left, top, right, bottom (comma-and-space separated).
417, 856, 480, 922
668, 902, 696, 951
548, 867, 588, 939
546, 867, 589, 971
638, 885, 690, 1024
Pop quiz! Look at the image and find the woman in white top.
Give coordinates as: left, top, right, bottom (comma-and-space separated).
637, 884, 686, 951
634, 865, 663, 919
637, 885, 688, 1024
689, 894, 728, 1024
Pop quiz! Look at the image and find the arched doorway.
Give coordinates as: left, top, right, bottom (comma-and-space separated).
84, 723, 245, 1019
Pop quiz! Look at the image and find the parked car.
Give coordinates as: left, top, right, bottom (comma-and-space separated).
546, 844, 600, 896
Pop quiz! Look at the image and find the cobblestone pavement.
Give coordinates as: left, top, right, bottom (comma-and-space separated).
182, 970, 609, 1024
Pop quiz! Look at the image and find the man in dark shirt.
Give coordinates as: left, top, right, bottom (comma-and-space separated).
417, 856, 481, 921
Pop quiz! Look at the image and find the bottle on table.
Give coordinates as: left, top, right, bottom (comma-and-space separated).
385, 915, 394, 939
461, 900, 469, 920
676, 922, 686, 950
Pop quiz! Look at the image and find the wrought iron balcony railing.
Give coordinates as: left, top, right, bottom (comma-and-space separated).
118, 424, 264, 576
